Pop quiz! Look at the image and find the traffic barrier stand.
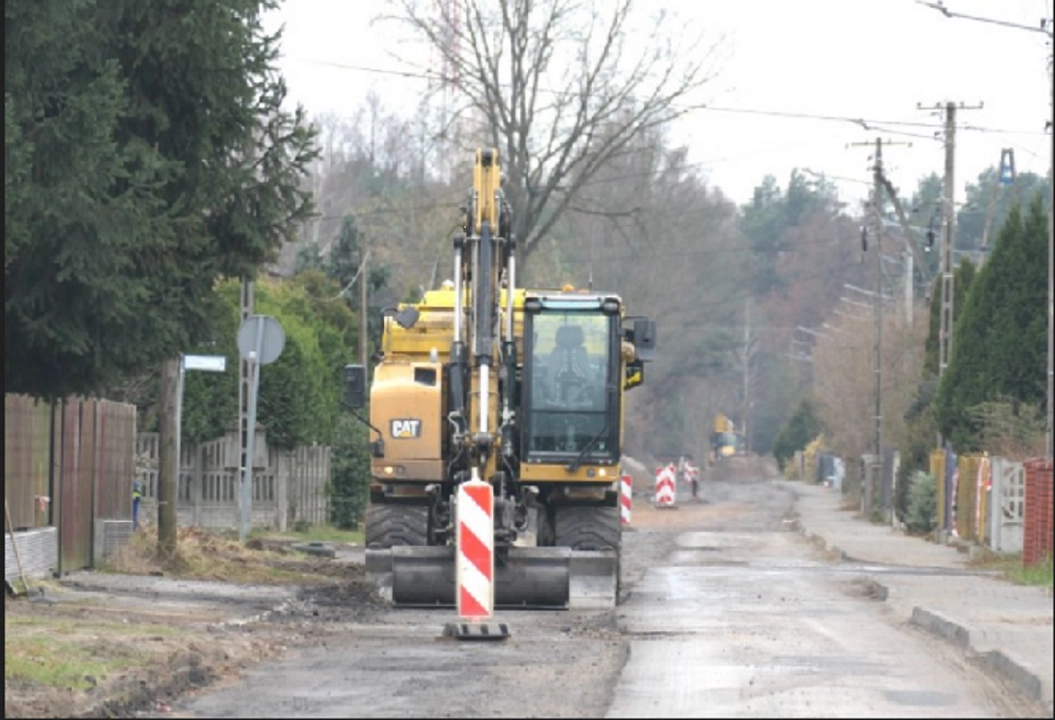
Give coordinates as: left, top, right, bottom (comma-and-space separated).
442, 478, 511, 640
654, 464, 677, 509
685, 462, 700, 500
620, 474, 633, 525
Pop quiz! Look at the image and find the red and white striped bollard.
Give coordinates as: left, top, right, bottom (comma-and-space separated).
655, 464, 677, 507
620, 474, 632, 525
456, 478, 494, 620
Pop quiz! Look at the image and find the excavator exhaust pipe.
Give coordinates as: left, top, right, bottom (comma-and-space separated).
365, 547, 618, 610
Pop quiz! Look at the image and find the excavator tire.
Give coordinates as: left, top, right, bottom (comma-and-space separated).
553, 505, 621, 550
535, 505, 556, 547
365, 504, 428, 548
554, 505, 621, 607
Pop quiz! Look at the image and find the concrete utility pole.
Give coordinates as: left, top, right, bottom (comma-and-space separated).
920, 101, 984, 380
868, 138, 884, 519
238, 279, 254, 526
916, 0, 1050, 454
916, 101, 982, 380
848, 137, 910, 517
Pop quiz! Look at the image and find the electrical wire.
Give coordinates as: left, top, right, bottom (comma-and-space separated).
284, 56, 1048, 136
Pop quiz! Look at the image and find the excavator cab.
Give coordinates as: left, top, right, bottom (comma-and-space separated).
523, 299, 619, 458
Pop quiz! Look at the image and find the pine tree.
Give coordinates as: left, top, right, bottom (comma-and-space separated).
934, 194, 1048, 449
772, 398, 824, 470
4, 0, 319, 399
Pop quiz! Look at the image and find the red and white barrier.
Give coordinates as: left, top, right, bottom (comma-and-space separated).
684, 462, 700, 497
620, 474, 633, 524
654, 464, 677, 507
456, 479, 494, 620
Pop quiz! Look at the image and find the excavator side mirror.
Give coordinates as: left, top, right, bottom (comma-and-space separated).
344, 364, 366, 409
395, 307, 420, 329
632, 318, 655, 362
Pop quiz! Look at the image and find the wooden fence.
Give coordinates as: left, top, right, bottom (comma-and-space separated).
135, 433, 330, 532
4, 395, 136, 578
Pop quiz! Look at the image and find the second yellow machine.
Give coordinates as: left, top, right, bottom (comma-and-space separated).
344, 148, 655, 609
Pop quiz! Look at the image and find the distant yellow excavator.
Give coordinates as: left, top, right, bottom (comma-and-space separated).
709, 412, 746, 466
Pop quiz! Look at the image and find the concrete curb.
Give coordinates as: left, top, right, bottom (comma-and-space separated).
910, 607, 971, 648
788, 519, 848, 561
911, 606, 1049, 711
795, 519, 1050, 712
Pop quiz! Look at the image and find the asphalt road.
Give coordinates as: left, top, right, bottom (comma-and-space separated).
162, 475, 1038, 718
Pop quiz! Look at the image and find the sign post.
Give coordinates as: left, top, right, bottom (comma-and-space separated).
175, 354, 228, 513
236, 315, 285, 542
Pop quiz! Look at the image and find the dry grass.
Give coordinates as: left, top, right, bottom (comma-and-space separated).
968, 549, 1055, 588
4, 611, 171, 691
102, 520, 339, 585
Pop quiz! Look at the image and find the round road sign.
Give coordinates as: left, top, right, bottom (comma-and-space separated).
237, 315, 285, 365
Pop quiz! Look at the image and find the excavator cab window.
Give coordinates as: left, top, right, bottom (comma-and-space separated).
523, 311, 619, 460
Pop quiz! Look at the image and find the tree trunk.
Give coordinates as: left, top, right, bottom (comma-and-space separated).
157, 356, 179, 558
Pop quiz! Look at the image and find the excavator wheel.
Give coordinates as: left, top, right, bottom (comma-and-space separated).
535, 505, 556, 547
554, 505, 622, 606
365, 504, 429, 548
553, 505, 621, 551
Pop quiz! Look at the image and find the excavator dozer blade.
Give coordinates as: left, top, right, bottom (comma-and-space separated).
365, 546, 619, 610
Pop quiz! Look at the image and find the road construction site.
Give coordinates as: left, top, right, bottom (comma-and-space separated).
6, 461, 1050, 719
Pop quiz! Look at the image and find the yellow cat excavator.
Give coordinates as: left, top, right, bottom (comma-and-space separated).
342, 148, 655, 609
709, 412, 746, 466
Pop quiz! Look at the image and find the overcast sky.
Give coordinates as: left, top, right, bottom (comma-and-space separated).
266, 0, 1052, 210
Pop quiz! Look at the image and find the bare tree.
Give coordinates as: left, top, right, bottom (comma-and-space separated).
384, 0, 724, 274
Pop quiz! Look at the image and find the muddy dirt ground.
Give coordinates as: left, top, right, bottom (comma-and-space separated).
3, 473, 714, 719
8, 458, 1037, 719
4, 542, 386, 719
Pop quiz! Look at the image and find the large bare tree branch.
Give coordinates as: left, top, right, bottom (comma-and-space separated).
387, 0, 723, 275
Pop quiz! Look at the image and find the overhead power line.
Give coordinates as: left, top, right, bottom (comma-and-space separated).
284, 56, 1047, 136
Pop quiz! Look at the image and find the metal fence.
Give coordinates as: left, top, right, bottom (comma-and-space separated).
928, 448, 1035, 555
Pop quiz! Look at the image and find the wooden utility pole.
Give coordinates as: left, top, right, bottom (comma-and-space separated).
359, 250, 369, 371
157, 356, 179, 557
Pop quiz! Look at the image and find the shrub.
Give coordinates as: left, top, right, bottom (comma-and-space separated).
905, 470, 937, 534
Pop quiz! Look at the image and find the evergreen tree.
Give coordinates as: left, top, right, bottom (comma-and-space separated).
294, 242, 325, 274
4, 0, 318, 399
5, 0, 172, 397
772, 398, 824, 470
934, 194, 1048, 449
328, 215, 362, 291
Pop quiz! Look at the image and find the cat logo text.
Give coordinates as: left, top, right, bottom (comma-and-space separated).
390, 419, 422, 439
